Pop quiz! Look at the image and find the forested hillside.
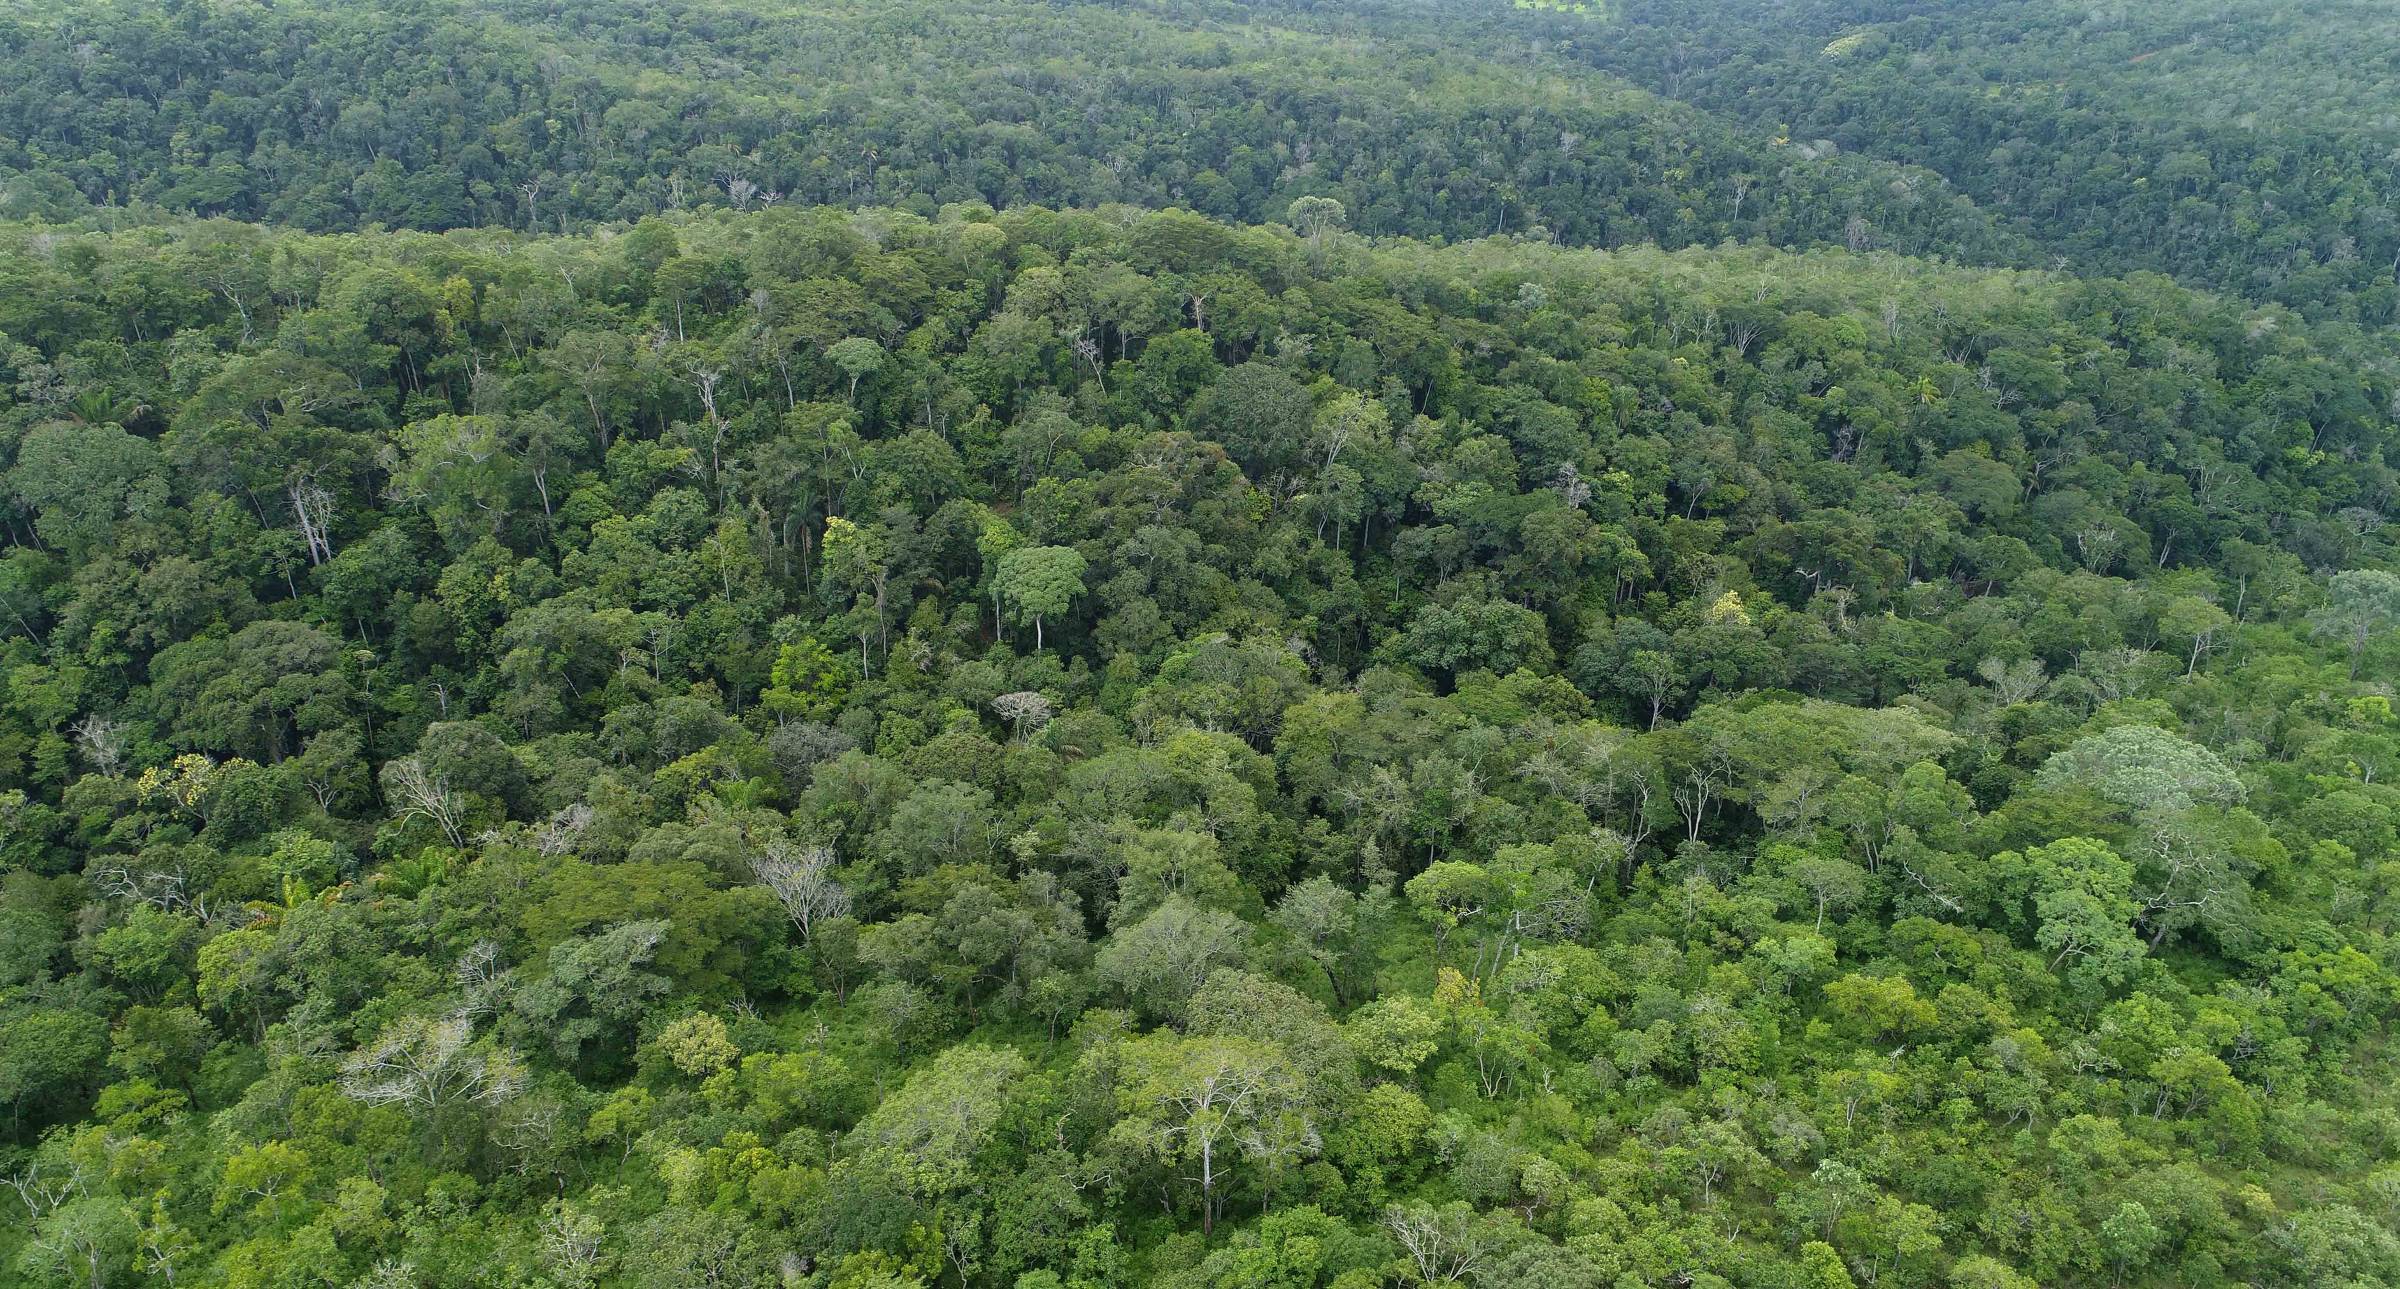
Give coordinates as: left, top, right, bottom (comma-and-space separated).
0, 0, 2034, 261
5, 1, 2400, 1287
1546, 0, 2400, 321
16, 0, 2400, 325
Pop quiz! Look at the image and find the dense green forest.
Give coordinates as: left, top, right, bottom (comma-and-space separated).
11, 0, 2400, 323
1546, 0, 2400, 321
5, 1, 2400, 1287
0, 0, 2041, 265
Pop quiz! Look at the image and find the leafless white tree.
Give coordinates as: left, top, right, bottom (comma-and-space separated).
354, 1260, 422, 1289
539, 1201, 609, 1289
339, 1015, 525, 1112
89, 859, 217, 923
1072, 335, 1106, 392
70, 713, 130, 777
1384, 1202, 1495, 1285
288, 475, 338, 566
2, 1157, 86, 1224
532, 802, 594, 857
1977, 656, 2050, 706
382, 757, 468, 847
688, 363, 725, 428
1551, 462, 1592, 509
519, 176, 545, 232
751, 839, 851, 944
452, 940, 507, 1019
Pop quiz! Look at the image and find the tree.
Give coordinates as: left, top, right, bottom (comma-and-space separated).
1095, 896, 1251, 1020
2034, 725, 2244, 815
2313, 569, 2400, 679
1575, 622, 1687, 729
1104, 1032, 1315, 1236
69, 714, 131, 778
764, 637, 853, 722
1788, 854, 1870, 930
16, 1195, 137, 1289
381, 756, 469, 847
1794, 1241, 1858, 1289
1288, 196, 1347, 268
1193, 361, 1314, 478
828, 336, 885, 404
211, 1139, 312, 1220
996, 545, 1087, 650
1346, 996, 1445, 1077
1111, 825, 1241, 926
147, 621, 351, 763
1405, 861, 1501, 962
821, 515, 896, 669
992, 690, 1054, 743
9, 420, 169, 556
2159, 595, 2232, 675
1390, 598, 1552, 681
752, 839, 852, 945
545, 329, 635, 450
1193, 1204, 1380, 1287
539, 1200, 611, 1289
2025, 838, 2148, 995
1270, 876, 1370, 1006
1824, 973, 1936, 1042
339, 1015, 525, 1114
848, 1044, 1030, 1196
0, 1007, 108, 1128
1384, 1201, 1500, 1285
2098, 1199, 2164, 1286
510, 921, 675, 1069
625, 1207, 775, 1289
653, 1012, 738, 1079
90, 907, 200, 1001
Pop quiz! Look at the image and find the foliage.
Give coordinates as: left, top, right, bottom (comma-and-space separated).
0, 6, 2397, 1283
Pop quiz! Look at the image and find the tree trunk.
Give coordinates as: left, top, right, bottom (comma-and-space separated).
1200, 1138, 1217, 1236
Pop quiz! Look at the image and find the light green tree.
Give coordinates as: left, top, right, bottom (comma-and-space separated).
827, 336, 885, 404
1287, 196, 1346, 268
2312, 569, 2400, 680
2035, 725, 2244, 814
995, 544, 1087, 650
1103, 1032, 1314, 1236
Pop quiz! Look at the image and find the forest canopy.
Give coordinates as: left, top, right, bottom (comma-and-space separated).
4, 1, 2400, 1287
